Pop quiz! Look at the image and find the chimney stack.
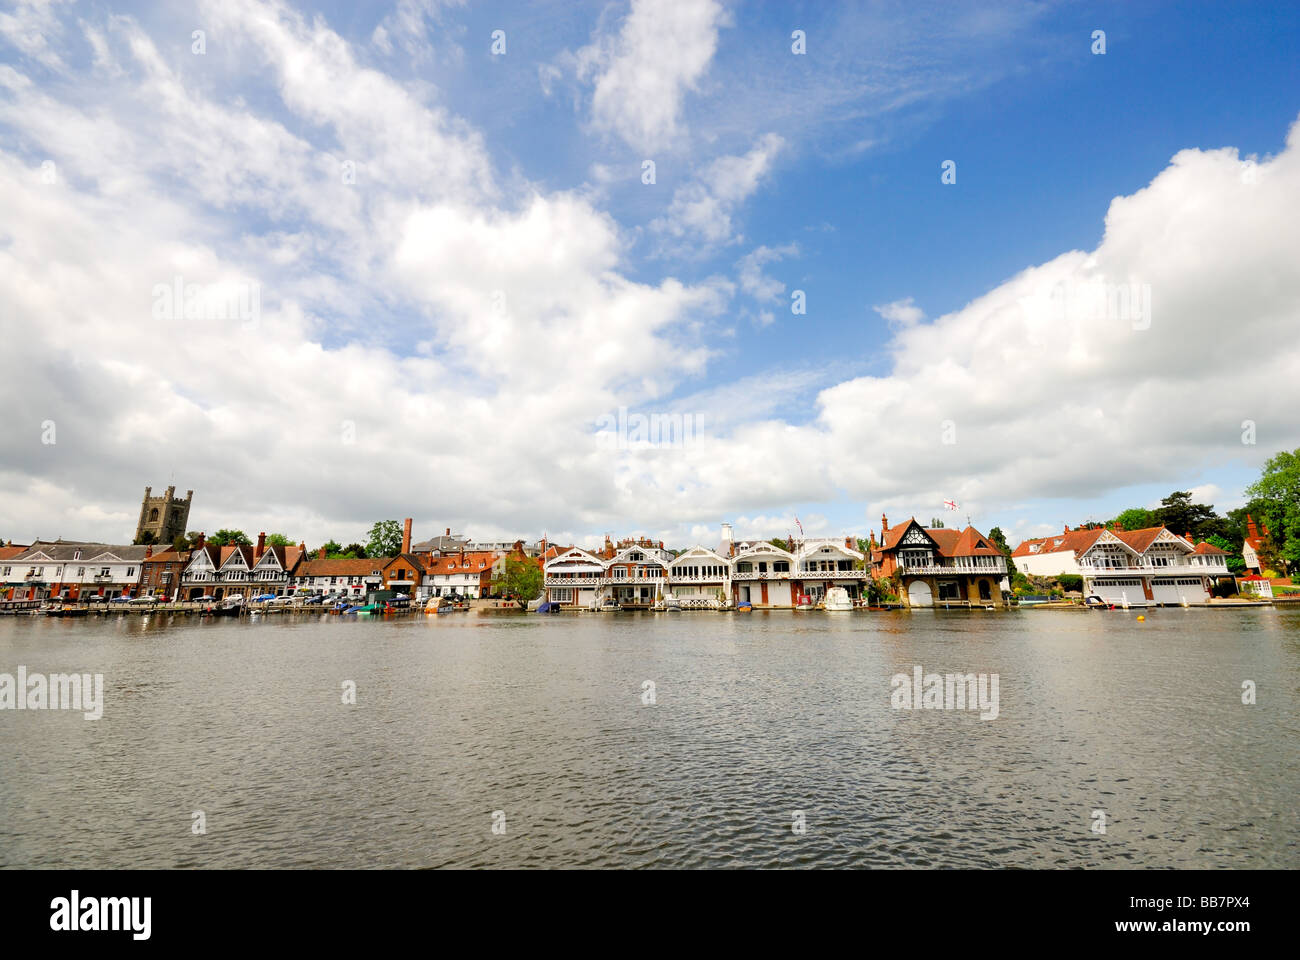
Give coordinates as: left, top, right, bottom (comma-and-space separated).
318, 546, 327, 559
1064, 524, 1070, 533
719, 522, 733, 557
255, 532, 266, 561
881, 514, 889, 540
196, 532, 205, 549
402, 518, 412, 555
1247, 514, 1259, 539
145, 544, 153, 559
445, 527, 450, 537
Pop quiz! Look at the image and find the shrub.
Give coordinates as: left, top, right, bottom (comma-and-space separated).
1057, 574, 1083, 592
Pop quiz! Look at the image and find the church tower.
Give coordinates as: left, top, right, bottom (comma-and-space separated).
135, 485, 193, 545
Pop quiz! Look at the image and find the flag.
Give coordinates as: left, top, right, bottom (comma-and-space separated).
795, 516, 804, 535
943, 499, 958, 511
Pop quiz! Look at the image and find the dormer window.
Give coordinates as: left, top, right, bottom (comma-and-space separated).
73, 550, 82, 560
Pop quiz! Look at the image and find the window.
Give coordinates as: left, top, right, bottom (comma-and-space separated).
774, 561, 789, 573
126, 567, 134, 577
78, 567, 85, 577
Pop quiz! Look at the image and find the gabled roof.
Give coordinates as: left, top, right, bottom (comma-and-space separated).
669, 546, 731, 565
545, 547, 604, 566
218, 544, 254, 570
1193, 540, 1227, 555
732, 540, 794, 560
795, 539, 864, 561
253, 544, 304, 572
877, 519, 938, 552
606, 544, 670, 566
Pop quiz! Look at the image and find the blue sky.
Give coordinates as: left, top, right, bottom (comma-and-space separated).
0, 0, 1297, 549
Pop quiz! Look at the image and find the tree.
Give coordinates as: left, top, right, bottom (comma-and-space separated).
493, 557, 542, 609
987, 526, 1017, 577
769, 537, 789, 552
1111, 507, 1158, 530
340, 543, 368, 559
318, 540, 343, 557
266, 533, 294, 547
929, 517, 945, 529
1245, 448, 1300, 573
366, 521, 403, 558
1155, 491, 1220, 540
134, 530, 157, 546
208, 529, 251, 547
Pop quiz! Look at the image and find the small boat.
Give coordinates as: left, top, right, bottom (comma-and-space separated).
736, 601, 753, 613
823, 587, 854, 611
534, 601, 561, 614
1083, 595, 1117, 610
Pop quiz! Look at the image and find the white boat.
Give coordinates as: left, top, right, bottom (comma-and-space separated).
823, 587, 854, 611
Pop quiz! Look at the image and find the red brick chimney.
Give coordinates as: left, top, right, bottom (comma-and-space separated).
402, 518, 412, 555
1064, 524, 1070, 533
255, 532, 266, 561
196, 532, 205, 549
145, 544, 153, 558
318, 546, 327, 560
1247, 514, 1259, 539
881, 514, 889, 540
445, 527, 450, 536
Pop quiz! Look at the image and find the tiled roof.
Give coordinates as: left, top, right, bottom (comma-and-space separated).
295, 558, 379, 578
879, 520, 1001, 557
1011, 528, 1106, 558
1193, 541, 1227, 555
422, 552, 501, 575
1114, 527, 1166, 553
12, 542, 154, 562
143, 549, 189, 565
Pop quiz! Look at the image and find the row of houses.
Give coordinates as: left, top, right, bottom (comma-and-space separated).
540, 518, 1019, 609
0, 512, 1235, 609
0, 522, 545, 604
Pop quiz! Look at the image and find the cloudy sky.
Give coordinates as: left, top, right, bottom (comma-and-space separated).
1, 0, 1297, 551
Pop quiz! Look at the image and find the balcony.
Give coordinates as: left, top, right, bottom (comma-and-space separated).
544, 575, 602, 586
92, 574, 113, 582
897, 560, 1008, 576
599, 575, 664, 585
731, 570, 792, 581
668, 573, 730, 583
1080, 562, 1229, 576
795, 569, 864, 580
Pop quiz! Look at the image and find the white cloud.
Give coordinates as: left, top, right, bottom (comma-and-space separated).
571, 0, 727, 153
874, 297, 924, 330
651, 132, 784, 251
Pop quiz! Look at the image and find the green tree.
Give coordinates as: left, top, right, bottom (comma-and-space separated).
1155, 491, 1221, 540
266, 533, 294, 547
769, 537, 789, 552
208, 529, 251, 547
134, 530, 157, 546
1111, 507, 1158, 530
987, 526, 1017, 578
340, 542, 368, 559
493, 557, 542, 609
366, 521, 403, 558
317, 540, 343, 557
1245, 448, 1300, 573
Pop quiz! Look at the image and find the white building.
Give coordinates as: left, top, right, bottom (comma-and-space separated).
1013, 525, 1229, 605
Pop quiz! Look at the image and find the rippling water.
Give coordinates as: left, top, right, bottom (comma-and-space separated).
1, 607, 1296, 868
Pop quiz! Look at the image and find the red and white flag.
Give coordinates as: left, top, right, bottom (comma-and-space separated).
794, 516, 804, 535
943, 499, 958, 511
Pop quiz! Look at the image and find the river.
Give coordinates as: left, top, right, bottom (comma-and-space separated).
1, 606, 1296, 868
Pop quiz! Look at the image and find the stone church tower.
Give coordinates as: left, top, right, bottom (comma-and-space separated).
135, 485, 193, 545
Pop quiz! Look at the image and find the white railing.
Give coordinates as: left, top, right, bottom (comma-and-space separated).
731, 571, 792, 581
668, 573, 729, 583
1080, 562, 1228, 575
544, 575, 601, 586
796, 569, 864, 579
599, 575, 664, 585
897, 561, 1007, 576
